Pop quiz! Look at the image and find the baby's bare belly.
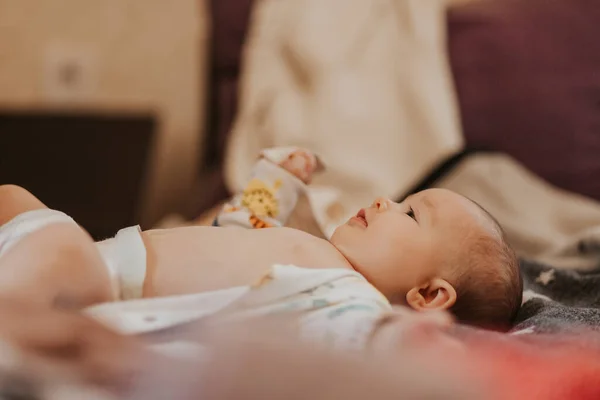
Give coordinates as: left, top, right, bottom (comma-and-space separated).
141, 226, 351, 298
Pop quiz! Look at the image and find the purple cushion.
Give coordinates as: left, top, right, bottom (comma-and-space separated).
211, 0, 254, 73
191, 1, 255, 217
448, 0, 600, 200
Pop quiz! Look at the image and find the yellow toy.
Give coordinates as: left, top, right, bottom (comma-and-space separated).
215, 147, 323, 229
240, 178, 282, 219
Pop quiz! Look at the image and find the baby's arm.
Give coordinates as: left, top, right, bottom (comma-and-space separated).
303, 302, 460, 354
368, 308, 461, 356
214, 147, 322, 229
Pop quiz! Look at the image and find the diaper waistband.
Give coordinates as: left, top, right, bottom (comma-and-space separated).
96, 226, 147, 301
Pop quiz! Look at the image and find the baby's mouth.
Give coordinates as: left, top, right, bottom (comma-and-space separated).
352, 208, 368, 227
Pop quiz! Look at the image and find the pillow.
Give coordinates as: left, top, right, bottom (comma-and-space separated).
447, 0, 600, 202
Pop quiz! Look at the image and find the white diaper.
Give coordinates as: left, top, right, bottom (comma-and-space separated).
96, 226, 147, 301
0, 209, 147, 301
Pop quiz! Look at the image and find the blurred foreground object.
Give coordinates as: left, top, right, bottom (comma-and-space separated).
1, 300, 600, 399
0, 302, 479, 400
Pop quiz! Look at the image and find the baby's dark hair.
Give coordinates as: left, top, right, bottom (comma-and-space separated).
448, 202, 522, 331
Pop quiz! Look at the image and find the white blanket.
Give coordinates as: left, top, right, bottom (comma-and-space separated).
225, 0, 463, 238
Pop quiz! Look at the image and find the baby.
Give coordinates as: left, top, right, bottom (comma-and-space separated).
0, 147, 522, 349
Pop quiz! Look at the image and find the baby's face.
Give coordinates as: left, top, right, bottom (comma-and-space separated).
330, 189, 493, 300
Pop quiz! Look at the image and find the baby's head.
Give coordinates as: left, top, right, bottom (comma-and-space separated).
330, 188, 522, 330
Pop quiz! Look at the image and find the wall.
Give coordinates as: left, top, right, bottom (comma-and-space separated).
0, 0, 209, 226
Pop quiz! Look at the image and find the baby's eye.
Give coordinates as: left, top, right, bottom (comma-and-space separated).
406, 207, 416, 221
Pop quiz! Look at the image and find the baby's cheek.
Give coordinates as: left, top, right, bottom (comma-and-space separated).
375, 228, 409, 261
359, 235, 390, 265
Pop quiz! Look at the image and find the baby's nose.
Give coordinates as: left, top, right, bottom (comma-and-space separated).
372, 197, 390, 211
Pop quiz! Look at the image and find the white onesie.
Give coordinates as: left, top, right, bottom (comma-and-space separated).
86, 264, 392, 351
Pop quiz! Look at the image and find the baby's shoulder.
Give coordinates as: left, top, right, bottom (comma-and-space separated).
255, 226, 328, 248
283, 228, 346, 262
273, 226, 321, 240
254, 227, 349, 269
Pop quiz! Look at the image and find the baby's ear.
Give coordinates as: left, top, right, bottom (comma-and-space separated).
406, 279, 457, 312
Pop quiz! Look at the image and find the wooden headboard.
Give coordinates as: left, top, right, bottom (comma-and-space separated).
0, 110, 156, 240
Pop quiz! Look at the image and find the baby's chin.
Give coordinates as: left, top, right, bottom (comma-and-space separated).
333, 215, 365, 234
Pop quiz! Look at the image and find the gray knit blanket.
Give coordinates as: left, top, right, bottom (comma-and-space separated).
511, 259, 600, 334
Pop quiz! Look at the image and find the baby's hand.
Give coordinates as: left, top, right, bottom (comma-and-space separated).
278, 150, 319, 184
260, 147, 323, 184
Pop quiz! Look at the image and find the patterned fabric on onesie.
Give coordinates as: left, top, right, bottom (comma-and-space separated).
85, 264, 407, 354
215, 265, 393, 351
215, 147, 323, 229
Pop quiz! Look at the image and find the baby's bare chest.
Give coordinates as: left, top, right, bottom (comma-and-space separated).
146, 226, 352, 296
243, 228, 350, 270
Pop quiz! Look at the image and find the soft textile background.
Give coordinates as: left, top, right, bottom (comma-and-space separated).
225, 0, 600, 270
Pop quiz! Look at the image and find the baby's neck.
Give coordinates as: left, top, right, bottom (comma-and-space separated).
326, 239, 358, 272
